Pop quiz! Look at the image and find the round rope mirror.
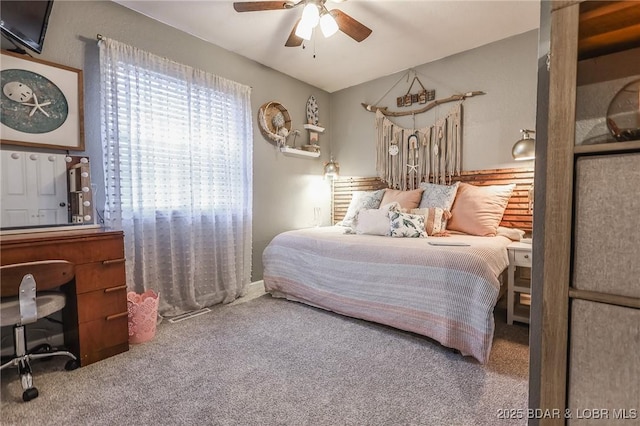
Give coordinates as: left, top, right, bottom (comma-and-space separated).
258, 101, 292, 146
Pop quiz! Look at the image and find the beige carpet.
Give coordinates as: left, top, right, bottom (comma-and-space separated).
1, 291, 529, 425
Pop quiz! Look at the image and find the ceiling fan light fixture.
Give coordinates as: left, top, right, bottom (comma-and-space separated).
320, 11, 338, 37
295, 19, 313, 40
300, 3, 320, 28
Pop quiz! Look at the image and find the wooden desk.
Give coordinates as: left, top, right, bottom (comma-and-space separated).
1, 228, 129, 366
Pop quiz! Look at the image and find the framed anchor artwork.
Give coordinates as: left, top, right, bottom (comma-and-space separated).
1, 50, 84, 150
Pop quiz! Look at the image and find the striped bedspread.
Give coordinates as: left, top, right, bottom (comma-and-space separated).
262, 226, 511, 364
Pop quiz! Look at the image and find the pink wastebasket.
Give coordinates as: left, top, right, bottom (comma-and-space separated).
127, 290, 159, 344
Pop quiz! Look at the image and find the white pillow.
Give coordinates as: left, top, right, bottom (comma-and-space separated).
354, 202, 400, 236
497, 226, 525, 241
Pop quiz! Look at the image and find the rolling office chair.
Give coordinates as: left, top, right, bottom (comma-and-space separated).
1, 260, 79, 402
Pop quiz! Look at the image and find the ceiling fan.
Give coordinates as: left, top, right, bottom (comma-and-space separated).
232, 0, 372, 47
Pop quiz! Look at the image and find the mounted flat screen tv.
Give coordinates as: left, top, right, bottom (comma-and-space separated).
0, 1, 54, 54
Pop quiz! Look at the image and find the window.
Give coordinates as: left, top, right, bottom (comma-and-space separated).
100, 38, 253, 315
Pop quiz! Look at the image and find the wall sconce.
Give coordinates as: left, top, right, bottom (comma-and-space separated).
323, 156, 339, 179
512, 129, 535, 161
512, 129, 535, 216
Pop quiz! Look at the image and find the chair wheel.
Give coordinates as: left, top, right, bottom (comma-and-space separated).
65, 359, 80, 371
22, 387, 39, 402
31, 343, 52, 354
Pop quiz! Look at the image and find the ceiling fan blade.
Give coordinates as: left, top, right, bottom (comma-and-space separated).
233, 2, 290, 12
329, 9, 372, 42
285, 19, 304, 47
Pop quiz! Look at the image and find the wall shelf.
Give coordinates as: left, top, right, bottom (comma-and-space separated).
574, 139, 640, 156
279, 146, 320, 158
303, 124, 325, 133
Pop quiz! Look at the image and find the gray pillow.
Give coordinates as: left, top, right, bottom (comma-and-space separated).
418, 181, 459, 210
341, 189, 386, 228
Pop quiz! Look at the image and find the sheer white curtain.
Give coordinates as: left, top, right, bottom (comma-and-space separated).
99, 38, 253, 316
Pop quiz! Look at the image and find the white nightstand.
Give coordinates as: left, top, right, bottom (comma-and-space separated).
507, 241, 532, 325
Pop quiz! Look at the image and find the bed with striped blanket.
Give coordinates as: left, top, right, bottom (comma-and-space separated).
263, 226, 511, 364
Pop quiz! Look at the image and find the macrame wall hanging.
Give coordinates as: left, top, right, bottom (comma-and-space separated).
363, 69, 485, 189
375, 103, 462, 190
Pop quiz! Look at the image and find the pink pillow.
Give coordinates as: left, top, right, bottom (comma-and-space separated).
447, 183, 515, 236
380, 188, 424, 211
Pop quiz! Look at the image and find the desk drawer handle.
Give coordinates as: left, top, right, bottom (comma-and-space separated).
104, 285, 127, 293
106, 311, 128, 321
524, 254, 530, 259
102, 258, 126, 266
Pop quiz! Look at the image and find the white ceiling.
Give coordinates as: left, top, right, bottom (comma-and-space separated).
114, 0, 540, 93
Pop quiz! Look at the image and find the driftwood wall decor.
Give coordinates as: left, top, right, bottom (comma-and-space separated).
362, 91, 484, 117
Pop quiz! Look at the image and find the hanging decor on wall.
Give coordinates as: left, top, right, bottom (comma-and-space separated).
375, 102, 463, 190
306, 95, 319, 126
396, 76, 435, 108
363, 69, 481, 188
258, 101, 291, 147
0, 50, 84, 150
364, 91, 484, 117
362, 68, 483, 117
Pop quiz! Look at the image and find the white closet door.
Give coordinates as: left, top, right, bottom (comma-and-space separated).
1, 151, 68, 227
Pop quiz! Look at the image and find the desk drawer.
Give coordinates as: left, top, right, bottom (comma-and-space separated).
1, 229, 128, 368
513, 250, 532, 267
78, 313, 128, 364
77, 286, 127, 323
75, 260, 126, 294
1, 233, 124, 266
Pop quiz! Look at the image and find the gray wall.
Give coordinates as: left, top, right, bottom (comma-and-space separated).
1, 2, 538, 282
1, 0, 331, 282
329, 30, 538, 176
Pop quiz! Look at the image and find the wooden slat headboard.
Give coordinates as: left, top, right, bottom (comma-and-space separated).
332, 167, 534, 233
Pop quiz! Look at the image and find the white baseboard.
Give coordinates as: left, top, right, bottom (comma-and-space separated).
228, 280, 266, 306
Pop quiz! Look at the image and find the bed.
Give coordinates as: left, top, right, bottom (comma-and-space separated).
263, 168, 533, 364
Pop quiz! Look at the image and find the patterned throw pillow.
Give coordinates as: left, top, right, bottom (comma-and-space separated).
418, 181, 460, 210
410, 207, 452, 236
341, 189, 386, 228
389, 211, 427, 238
